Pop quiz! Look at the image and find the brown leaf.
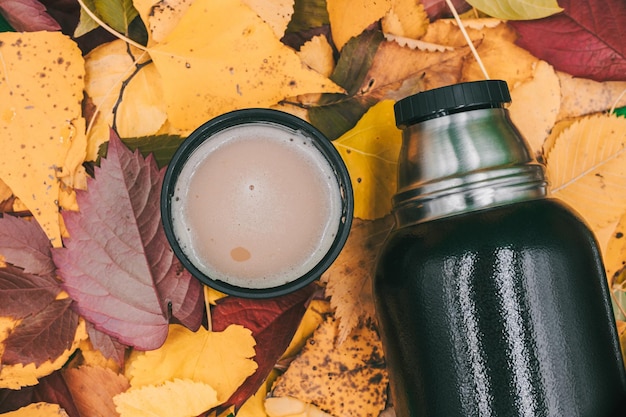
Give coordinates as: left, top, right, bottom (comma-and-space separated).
321, 216, 394, 343
63, 366, 130, 417
270, 316, 388, 417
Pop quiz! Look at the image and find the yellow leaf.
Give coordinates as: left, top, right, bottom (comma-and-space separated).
114, 379, 220, 417
127, 324, 257, 402
242, 0, 295, 39
139, 0, 193, 44
557, 72, 626, 121
327, 0, 391, 51
333, 100, 402, 220
0, 318, 87, 389
237, 369, 280, 417
0, 403, 68, 417
271, 317, 388, 417
508, 60, 560, 156
281, 299, 332, 359
148, 0, 342, 131
0, 179, 12, 203
466, 0, 562, 20
321, 216, 394, 344
0, 32, 86, 246
381, 0, 428, 39
546, 114, 626, 229
297, 35, 335, 78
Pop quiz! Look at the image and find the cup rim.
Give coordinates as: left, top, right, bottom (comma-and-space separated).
161, 108, 354, 298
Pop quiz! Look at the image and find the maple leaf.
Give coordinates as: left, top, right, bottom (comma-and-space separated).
510, 0, 626, 81
212, 283, 317, 410
0, 0, 61, 31
53, 132, 204, 350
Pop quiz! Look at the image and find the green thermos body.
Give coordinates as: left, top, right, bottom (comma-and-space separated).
373, 81, 626, 416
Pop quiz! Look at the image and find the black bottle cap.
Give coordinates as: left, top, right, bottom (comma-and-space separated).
394, 80, 511, 127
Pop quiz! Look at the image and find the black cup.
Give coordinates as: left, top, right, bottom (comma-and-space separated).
161, 108, 353, 298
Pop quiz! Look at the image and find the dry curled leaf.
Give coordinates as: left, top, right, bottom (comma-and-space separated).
321, 216, 394, 343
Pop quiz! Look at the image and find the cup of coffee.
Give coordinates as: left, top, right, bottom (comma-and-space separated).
161, 108, 353, 298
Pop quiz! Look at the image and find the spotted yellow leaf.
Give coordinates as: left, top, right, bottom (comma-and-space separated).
148, 0, 342, 130
327, 0, 391, 50
0, 32, 87, 246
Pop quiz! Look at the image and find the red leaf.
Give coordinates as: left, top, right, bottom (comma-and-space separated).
0, 215, 55, 277
0, 0, 61, 31
510, 0, 626, 81
2, 298, 78, 367
0, 264, 60, 319
53, 132, 204, 350
212, 283, 317, 410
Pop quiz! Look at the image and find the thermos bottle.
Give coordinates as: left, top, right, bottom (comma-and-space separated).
373, 80, 626, 416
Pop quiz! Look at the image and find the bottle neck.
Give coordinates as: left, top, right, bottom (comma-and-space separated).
393, 108, 547, 227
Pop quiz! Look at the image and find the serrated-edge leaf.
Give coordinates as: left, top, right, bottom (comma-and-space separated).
547, 114, 626, 228
466, 0, 562, 20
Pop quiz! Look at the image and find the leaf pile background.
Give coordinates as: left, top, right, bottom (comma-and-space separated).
2, 0, 626, 416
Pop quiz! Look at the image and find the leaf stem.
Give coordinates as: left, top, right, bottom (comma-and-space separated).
445, 0, 490, 80
76, 0, 148, 52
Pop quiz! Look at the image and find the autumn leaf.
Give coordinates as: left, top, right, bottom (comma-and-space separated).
114, 379, 219, 417
0, 320, 87, 389
265, 396, 334, 417
76, 0, 140, 37
53, 132, 204, 350
332, 101, 402, 220
510, 0, 626, 81
0, 31, 87, 247
606, 213, 626, 285
421, 0, 471, 20
321, 216, 394, 343
466, 0, 562, 20
557, 72, 626, 121
0, 0, 61, 32
381, 0, 429, 40
63, 365, 130, 417
212, 283, 317, 410
508, 60, 560, 155
270, 317, 388, 417
326, 0, 391, 51
0, 265, 59, 320
309, 28, 470, 140
0, 215, 55, 277
126, 324, 257, 403
147, 0, 342, 131
0, 403, 68, 417
546, 114, 626, 229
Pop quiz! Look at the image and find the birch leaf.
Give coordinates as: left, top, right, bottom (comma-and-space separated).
546, 114, 626, 229
333, 100, 402, 220
466, 0, 562, 20
114, 379, 219, 417
326, 0, 391, 51
381, 0, 428, 39
148, 0, 342, 131
0, 31, 86, 247
127, 324, 257, 403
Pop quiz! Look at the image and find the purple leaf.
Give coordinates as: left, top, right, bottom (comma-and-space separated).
53, 132, 203, 350
2, 298, 79, 367
0, 0, 61, 31
86, 321, 127, 366
0, 215, 55, 277
510, 0, 626, 81
0, 264, 60, 319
